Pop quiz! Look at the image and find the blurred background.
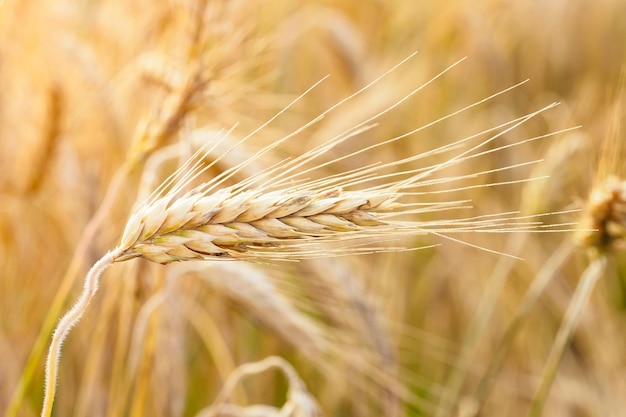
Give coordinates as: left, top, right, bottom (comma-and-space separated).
1, 0, 625, 416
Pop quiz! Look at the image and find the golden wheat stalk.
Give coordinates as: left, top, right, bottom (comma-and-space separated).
528, 256, 607, 417
41, 55, 575, 417
41, 250, 118, 417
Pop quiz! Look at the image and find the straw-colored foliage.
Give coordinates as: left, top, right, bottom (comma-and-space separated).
2, 1, 626, 417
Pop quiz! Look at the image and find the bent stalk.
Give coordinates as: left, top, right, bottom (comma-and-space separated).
41, 250, 119, 417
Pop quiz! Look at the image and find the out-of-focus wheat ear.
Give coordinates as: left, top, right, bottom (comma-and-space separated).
41, 249, 120, 417
197, 356, 322, 417
179, 260, 412, 415
577, 69, 626, 251
577, 177, 626, 250
172, 262, 337, 408
298, 258, 401, 417
125, 2, 228, 169
277, 4, 368, 86
176, 262, 331, 360
174, 287, 241, 392
22, 84, 63, 195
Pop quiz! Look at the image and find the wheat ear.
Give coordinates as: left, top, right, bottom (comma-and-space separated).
111, 105, 567, 265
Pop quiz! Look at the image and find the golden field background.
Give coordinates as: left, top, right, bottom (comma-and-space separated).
1, 0, 625, 416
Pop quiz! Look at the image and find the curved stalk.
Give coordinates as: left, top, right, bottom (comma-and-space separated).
41, 249, 119, 417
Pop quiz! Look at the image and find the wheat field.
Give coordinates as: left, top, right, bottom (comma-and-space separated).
1, 1, 626, 417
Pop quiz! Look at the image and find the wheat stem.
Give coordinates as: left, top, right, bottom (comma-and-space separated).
473, 240, 574, 413
41, 250, 119, 417
528, 255, 607, 417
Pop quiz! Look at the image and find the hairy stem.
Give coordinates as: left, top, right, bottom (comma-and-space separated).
41, 250, 119, 417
